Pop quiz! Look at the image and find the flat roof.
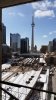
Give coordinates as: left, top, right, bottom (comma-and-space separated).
2, 68, 42, 99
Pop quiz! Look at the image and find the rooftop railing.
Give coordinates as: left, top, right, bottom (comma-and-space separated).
0, 80, 56, 100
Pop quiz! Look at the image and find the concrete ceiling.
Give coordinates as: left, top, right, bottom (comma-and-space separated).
0, 0, 41, 8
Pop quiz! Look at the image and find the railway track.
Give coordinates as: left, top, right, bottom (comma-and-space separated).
2, 67, 20, 81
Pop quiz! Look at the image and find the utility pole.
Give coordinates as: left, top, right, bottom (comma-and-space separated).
0, 8, 2, 100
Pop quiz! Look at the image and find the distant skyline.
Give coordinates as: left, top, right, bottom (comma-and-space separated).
2, 0, 56, 50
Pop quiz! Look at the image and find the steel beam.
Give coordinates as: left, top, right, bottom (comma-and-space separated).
0, 0, 42, 8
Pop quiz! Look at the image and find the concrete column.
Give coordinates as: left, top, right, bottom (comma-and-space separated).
0, 8, 2, 100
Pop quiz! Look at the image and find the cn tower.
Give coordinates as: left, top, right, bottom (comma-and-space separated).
31, 12, 35, 53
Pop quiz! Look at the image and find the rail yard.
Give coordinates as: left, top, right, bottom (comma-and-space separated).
2, 57, 52, 100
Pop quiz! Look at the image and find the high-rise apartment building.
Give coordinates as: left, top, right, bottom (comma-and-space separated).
2, 23, 6, 44
20, 37, 29, 54
10, 33, 21, 53
48, 38, 56, 52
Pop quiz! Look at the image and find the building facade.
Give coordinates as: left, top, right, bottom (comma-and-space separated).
48, 38, 56, 52
48, 41, 53, 52
53, 38, 56, 51
2, 23, 6, 44
2, 44, 11, 63
10, 33, 21, 53
40, 45, 48, 53
20, 37, 29, 54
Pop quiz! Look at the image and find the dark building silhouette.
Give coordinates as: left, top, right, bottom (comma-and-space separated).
34, 45, 37, 53
2, 44, 11, 63
10, 33, 21, 53
2, 23, 6, 44
40, 45, 48, 53
53, 38, 56, 51
20, 37, 29, 54
48, 41, 53, 52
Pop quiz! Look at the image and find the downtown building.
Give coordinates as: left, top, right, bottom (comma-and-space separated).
20, 37, 29, 54
48, 41, 53, 52
10, 33, 21, 53
48, 38, 56, 52
2, 23, 6, 44
2, 44, 11, 63
40, 45, 48, 53
2, 24, 11, 63
53, 38, 56, 51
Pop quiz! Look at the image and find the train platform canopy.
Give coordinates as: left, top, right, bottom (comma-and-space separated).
38, 74, 47, 83
2, 68, 42, 100
2, 63, 11, 70
39, 58, 46, 64
0, 0, 41, 8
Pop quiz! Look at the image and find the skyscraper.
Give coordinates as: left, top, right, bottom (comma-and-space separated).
53, 38, 56, 51
31, 12, 35, 53
2, 23, 6, 44
48, 41, 53, 52
20, 37, 29, 54
10, 33, 21, 53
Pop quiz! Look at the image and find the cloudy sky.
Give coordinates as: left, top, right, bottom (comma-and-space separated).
2, 0, 56, 50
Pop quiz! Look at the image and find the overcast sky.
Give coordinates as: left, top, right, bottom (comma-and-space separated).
2, 0, 56, 50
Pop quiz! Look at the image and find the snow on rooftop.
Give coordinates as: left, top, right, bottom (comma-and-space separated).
11, 68, 42, 100
2, 67, 49, 100
19, 69, 42, 100
2, 68, 42, 100
2, 63, 11, 70
42, 69, 49, 100
38, 74, 47, 83
39, 58, 46, 63
13, 74, 24, 84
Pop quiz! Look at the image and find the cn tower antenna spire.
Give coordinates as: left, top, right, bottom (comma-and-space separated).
31, 11, 35, 53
